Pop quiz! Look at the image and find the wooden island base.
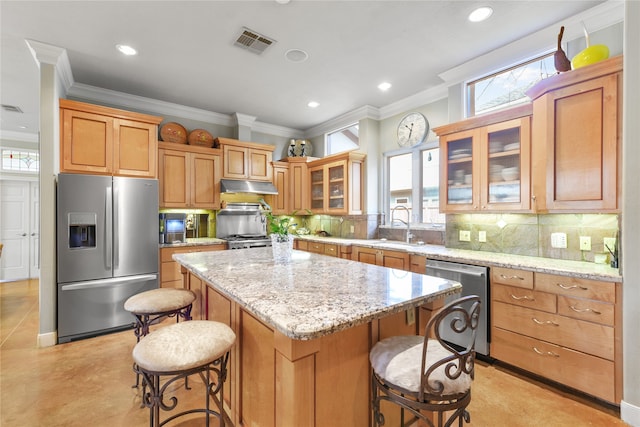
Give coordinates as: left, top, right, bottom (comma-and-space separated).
204, 277, 443, 427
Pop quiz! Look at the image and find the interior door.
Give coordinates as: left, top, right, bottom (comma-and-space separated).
0, 180, 31, 281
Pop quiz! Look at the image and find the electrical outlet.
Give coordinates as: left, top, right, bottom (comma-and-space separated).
478, 230, 487, 243
604, 237, 616, 251
579, 236, 591, 251
350, 225, 355, 233
551, 232, 567, 249
459, 230, 471, 242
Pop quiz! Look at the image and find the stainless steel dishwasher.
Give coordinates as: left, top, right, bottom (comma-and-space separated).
426, 259, 489, 356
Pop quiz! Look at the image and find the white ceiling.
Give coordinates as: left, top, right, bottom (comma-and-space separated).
0, 0, 614, 138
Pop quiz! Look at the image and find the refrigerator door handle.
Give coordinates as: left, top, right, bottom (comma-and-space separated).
105, 185, 112, 269
60, 274, 158, 291
113, 183, 119, 268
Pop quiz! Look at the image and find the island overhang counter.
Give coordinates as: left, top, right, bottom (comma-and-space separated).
174, 247, 462, 427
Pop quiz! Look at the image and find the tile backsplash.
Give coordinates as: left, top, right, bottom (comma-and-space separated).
446, 213, 619, 263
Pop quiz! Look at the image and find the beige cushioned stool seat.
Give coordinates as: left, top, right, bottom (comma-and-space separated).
133, 320, 236, 372
370, 335, 471, 395
125, 288, 196, 314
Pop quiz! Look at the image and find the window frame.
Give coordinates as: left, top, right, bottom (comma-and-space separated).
325, 122, 359, 156
383, 139, 441, 226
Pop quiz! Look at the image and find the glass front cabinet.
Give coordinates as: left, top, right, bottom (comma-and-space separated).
308, 151, 365, 215
436, 107, 531, 213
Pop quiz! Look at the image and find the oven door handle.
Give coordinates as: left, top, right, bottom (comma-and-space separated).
426, 265, 486, 278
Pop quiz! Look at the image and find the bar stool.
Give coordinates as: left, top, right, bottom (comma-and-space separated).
124, 288, 196, 387
133, 320, 236, 427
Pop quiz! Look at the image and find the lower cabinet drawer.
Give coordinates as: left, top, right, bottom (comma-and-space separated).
491, 328, 615, 403
492, 301, 614, 360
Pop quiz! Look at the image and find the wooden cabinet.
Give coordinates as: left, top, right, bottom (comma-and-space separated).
490, 266, 621, 403
267, 157, 315, 214
409, 254, 426, 274
296, 239, 351, 259
308, 151, 365, 215
160, 244, 226, 289
527, 55, 622, 212
352, 246, 410, 270
60, 99, 162, 177
158, 142, 222, 209
434, 105, 531, 212
216, 137, 274, 181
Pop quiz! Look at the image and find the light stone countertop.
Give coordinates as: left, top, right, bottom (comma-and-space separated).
173, 248, 462, 340
295, 236, 621, 282
159, 237, 226, 249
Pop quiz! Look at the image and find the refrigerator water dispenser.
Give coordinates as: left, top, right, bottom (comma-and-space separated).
68, 213, 97, 249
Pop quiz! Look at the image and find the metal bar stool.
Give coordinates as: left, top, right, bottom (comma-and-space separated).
133, 320, 236, 427
125, 288, 196, 387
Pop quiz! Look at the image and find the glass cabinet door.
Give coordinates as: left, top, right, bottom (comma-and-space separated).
483, 117, 530, 210
327, 163, 345, 210
442, 129, 478, 211
310, 168, 324, 210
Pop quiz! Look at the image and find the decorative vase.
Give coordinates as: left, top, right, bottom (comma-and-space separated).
271, 234, 294, 263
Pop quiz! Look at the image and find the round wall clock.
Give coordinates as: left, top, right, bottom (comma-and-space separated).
397, 112, 429, 147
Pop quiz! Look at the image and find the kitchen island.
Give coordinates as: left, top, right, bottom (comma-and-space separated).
173, 247, 462, 427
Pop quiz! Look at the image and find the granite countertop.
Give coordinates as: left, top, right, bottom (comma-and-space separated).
159, 237, 226, 249
173, 248, 462, 340
295, 235, 621, 282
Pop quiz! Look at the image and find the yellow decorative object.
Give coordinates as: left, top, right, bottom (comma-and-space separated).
572, 44, 610, 69
571, 21, 609, 70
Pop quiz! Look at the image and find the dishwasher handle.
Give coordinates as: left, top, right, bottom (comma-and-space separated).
426, 262, 486, 278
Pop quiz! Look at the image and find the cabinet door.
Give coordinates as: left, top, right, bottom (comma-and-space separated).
61, 108, 113, 174
440, 129, 480, 211
532, 73, 619, 211
326, 161, 348, 214
380, 249, 410, 270
352, 246, 378, 265
309, 166, 325, 213
223, 145, 249, 179
191, 152, 221, 209
114, 119, 157, 178
248, 149, 273, 181
482, 117, 531, 211
271, 164, 290, 214
158, 149, 189, 208
290, 162, 310, 212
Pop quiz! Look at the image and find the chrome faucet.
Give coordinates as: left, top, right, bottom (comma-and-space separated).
390, 206, 413, 243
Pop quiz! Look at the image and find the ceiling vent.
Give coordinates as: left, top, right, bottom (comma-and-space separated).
234, 27, 276, 55
2, 104, 24, 113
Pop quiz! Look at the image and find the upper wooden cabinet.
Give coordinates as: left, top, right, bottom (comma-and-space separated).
435, 105, 532, 213
216, 137, 274, 181
60, 99, 162, 177
267, 157, 315, 215
527, 55, 622, 213
308, 151, 366, 215
158, 142, 222, 209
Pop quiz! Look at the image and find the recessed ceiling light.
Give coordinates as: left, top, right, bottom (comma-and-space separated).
275, 0, 290, 4
116, 44, 137, 56
468, 6, 493, 22
378, 82, 392, 91
307, 101, 319, 108
285, 49, 309, 63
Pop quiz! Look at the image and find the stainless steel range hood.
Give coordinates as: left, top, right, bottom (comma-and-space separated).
220, 179, 278, 195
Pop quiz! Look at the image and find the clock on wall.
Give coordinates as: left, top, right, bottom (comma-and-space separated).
397, 112, 429, 147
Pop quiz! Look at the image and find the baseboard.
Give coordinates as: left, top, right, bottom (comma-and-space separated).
621, 400, 640, 427
37, 331, 57, 348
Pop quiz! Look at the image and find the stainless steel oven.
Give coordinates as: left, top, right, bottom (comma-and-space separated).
426, 259, 489, 356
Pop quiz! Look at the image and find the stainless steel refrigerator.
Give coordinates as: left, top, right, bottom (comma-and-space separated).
56, 173, 159, 343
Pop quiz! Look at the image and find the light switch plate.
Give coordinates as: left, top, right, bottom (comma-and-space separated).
579, 236, 591, 251
551, 232, 567, 249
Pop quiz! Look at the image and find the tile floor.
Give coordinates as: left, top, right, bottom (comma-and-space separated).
0, 279, 629, 426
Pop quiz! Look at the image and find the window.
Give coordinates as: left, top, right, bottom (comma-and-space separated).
385, 145, 444, 226
467, 52, 555, 116
326, 123, 359, 155
1, 149, 39, 173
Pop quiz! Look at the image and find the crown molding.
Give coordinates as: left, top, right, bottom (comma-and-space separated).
378, 84, 449, 120
26, 39, 74, 91
304, 105, 380, 138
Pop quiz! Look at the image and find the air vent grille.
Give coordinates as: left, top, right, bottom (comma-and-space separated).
234, 27, 276, 55
2, 104, 23, 113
